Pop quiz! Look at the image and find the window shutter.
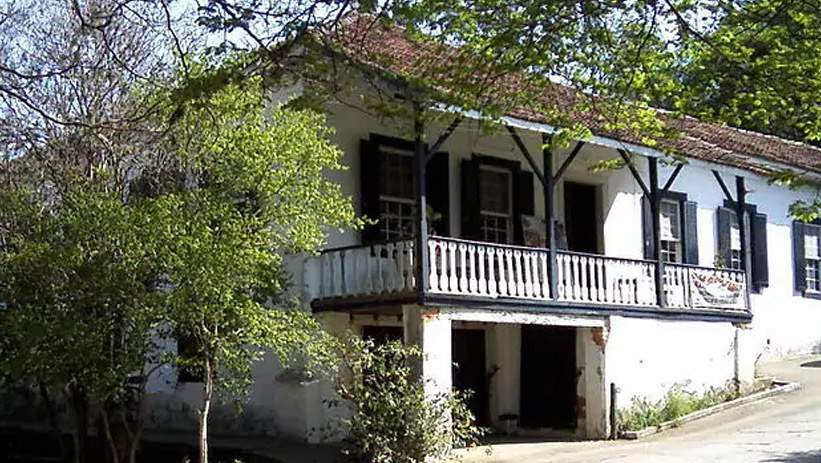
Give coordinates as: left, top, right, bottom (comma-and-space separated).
641, 196, 654, 259
793, 221, 807, 292
683, 201, 699, 265
751, 213, 769, 289
460, 158, 482, 240
360, 139, 382, 244
717, 207, 733, 268
426, 151, 450, 237
513, 170, 535, 245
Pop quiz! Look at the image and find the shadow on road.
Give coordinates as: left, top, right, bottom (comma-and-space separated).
763, 448, 821, 462
799, 360, 821, 368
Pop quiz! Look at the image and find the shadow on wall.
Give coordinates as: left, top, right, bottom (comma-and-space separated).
763, 448, 821, 462
800, 360, 821, 369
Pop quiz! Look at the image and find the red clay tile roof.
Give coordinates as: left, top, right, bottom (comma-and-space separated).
322, 14, 821, 177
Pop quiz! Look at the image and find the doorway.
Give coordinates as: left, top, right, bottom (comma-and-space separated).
519, 325, 577, 430
452, 329, 490, 426
564, 182, 600, 254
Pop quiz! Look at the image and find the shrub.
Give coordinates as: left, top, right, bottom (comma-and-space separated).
330, 336, 485, 463
618, 381, 745, 431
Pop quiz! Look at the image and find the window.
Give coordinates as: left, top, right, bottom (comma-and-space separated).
479, 166, 513, 244
729, 216, 742, 270
378, 147, 416, 240
805, 225, 821, 291
177, 334, 204, 383
659, 199, 682, 263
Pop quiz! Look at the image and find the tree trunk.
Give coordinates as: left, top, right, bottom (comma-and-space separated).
69, 384, 89, 463
38, 382, 66, 460
198, 359, 213, 463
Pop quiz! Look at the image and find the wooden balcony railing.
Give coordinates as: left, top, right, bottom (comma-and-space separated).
308, 236, 748, 314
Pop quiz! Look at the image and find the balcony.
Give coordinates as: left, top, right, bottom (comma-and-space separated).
306, 237, 750, 320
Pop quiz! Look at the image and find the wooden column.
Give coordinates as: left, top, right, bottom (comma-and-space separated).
736, 176, 752, 308
649, 157, 665, 307
413, 106, 430, 297
543, 134, 558, 298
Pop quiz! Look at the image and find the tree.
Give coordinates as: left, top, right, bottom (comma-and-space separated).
0, 181, 166, 463
670, 1, 821, 145
152, 75, 361, 463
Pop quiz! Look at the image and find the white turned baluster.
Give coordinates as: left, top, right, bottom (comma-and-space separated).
374, 246, 385, 293
320, 254, 330, 298
394, 242, 404, 291
529, 253, 540, 298
570, 255, 580, 300
540, 253, 550, 298
558, 254, 567, 299
506, 250, 517, 296
478, 246, 488, 295
468, 245, 478, 293
407, 241, 416, 289
438, 241, 449, 291
459, 243, 469, 292
513, 251, 533, 297
619, 263, 629, 304
579, 256, 589, 301
448, 242, 459, 292
428, 240, 439, 292
596, 259, 605, 302
497, 249, 508, 297
514, 250, 525, 297
349, 248, 360, 295
383, 243, 395, 291
487, 248, 497, 296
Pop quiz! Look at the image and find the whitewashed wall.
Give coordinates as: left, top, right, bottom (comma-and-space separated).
137, 84, 821, 441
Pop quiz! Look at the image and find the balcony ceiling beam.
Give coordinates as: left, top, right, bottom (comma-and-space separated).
661, 163, 685, 195
553, 141, 585, 183
712, 170, 736, 203
426, 116, 463, 162
506, 125, 549, 190
618, 149, 651, 198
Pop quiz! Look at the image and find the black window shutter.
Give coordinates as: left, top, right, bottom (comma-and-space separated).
360, 139, 382, 244
460, 158, 482, 240
683, 201, 699, 265
751, 213, 769, 289
641, 196, 654, 259
717, 207, 733, 268
513, 170, 535, 245
426, 151, 450, 237
793, 221, 807, 292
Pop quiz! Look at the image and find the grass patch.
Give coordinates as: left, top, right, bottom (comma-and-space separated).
618, 382, 749, 431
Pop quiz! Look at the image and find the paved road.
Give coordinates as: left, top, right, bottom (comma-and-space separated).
463, 355, 821, 463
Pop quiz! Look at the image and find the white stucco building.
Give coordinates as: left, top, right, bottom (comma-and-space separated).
143, 16, 821, 442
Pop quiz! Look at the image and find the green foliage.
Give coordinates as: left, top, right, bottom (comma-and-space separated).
331, 337, 485, 463
152, 75, 360, 403
0, 181, 163, 403
618, 382, 745, 431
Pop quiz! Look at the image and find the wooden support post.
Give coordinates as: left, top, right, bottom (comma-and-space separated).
413, 105, 430, 298
543, 134, 558, 299
736, 176, 752, 308
649, 157, 665, 307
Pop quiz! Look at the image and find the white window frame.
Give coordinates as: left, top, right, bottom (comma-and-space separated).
659, 199, 682, 263
479, 165, 513, 244
378, 147, 416, 240
805, 225, 821, 291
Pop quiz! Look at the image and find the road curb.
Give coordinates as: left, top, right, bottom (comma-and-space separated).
620, 379, 801, 440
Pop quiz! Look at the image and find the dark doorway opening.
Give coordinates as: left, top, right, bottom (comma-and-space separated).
564, 182, 600, 254
452, 329, 490, 426
362, 325, 403, 344
519, 325, 577, 430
